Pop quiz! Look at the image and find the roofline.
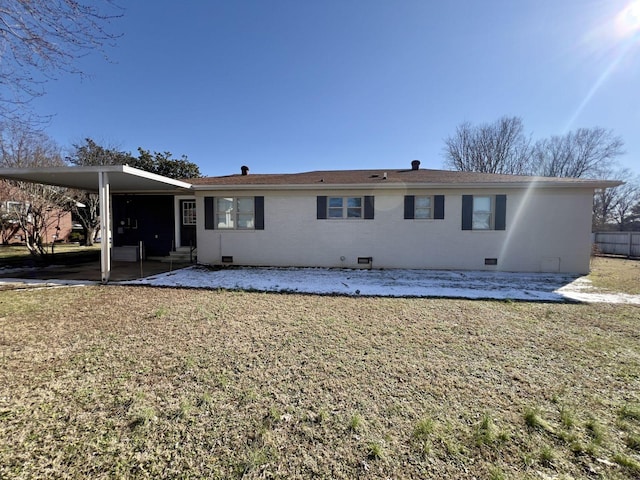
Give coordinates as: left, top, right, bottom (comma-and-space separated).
1, 165, 621, 192
0, 165, 193, 190
191, 179, 623, 191
120, 165, 193, 189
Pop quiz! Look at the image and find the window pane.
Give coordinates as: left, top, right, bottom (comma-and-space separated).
182, 201, 196, 225
217, 198, 234, 212
347, 197, 361, 207
216, 198, 233, 228
237, 214, 254, 229
415, 208, 431, 219
473, 196, 491, 213
237, 197, 253, 213
415, 196, 431, 208
472, 196, 492, 229
347, 208, 362, 218
328, 198, 343, 218
217, 216, 234, 229
472, 213, 491, 230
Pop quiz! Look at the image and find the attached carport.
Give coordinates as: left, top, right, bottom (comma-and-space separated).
0, 165, 192, 282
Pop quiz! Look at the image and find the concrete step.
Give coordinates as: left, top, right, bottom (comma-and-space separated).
147, 248, 196, 264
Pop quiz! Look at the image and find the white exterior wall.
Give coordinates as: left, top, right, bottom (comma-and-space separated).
195, 186, 595, 274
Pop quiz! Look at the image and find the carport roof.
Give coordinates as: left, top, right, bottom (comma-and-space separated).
0, 165, 192, 193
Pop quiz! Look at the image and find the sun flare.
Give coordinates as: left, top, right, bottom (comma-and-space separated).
616, 0, 640, 37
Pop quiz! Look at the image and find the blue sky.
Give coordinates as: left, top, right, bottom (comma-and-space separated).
35, 0, 639, 177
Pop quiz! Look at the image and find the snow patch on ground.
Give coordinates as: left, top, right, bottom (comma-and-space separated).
2, 265, 638, 304
557, 277, 640, 305
120, 266, 639, 304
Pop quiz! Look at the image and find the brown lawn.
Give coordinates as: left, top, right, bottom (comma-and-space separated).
1, 258, 639, 479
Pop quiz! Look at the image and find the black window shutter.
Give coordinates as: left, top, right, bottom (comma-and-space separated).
404, 196, 415, 219
364, 196, 375, 219
317, 196, 327, 219
495, 194, 506, 230
204, 197, 215, 230
461, 195, 473, 230
254, 196, 264, 230
434, 195, 445, 219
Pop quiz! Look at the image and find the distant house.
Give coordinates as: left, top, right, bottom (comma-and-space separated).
183, 161, 617, 274
0, 162, 621, 278
0, 181, 72, 245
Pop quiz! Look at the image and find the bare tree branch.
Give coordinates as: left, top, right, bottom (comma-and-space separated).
532, 128, 625, 179
593, 168, 640, 231
443, 116, 532, 175
0, 0, 122, 124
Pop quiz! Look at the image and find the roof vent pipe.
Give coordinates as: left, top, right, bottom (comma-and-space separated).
411, 160, 420, 170
241, 165, 249, 175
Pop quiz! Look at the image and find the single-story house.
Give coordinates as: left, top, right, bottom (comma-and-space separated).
0, 161, 621, 281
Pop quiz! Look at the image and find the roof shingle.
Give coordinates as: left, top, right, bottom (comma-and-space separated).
186, 168, 617, 188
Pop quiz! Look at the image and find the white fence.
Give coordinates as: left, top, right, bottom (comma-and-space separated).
593, 232, 640, 258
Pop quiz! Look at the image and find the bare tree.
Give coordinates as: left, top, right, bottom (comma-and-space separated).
0, 124, 71, 255
612, 180, 640, 230
0, 1, 122, 124
592, 169, 639, 231
66, 138, 133, 245
593, 186, 619, 231
443, 116, 532, 175
628, 202, 640, 230
443, 118, 628, 232
532, 127, 624, 179
444, 118, 625, 181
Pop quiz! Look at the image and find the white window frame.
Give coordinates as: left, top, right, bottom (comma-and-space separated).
2, 201, 28, 224
216, 197, 255, 230
472, 196, 494, 230
414, 195, 433, 219
6, 201, 25, 214
327, 196, 363, 219
181, 200, 197, 226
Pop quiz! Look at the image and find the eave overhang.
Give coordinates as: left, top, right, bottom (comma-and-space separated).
0, 165, 193, 193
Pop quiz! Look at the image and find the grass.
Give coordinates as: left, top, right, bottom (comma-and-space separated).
614, 453, 640, 475
473, 412, 507, 446
585, 417, 606, 445
412, 416, 434, 441
589, 256, 640, 295
367, 440, 385, 460
620, 403, 640, 421
559, 404, 576, 428
0, 258, 639, 478
524, 407, 555, 435
348, 413, 364, 433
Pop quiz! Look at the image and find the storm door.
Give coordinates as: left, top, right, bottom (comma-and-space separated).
180, 199, 197, 248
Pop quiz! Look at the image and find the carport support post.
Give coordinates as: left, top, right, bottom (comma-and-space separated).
99, 171, 111, 283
